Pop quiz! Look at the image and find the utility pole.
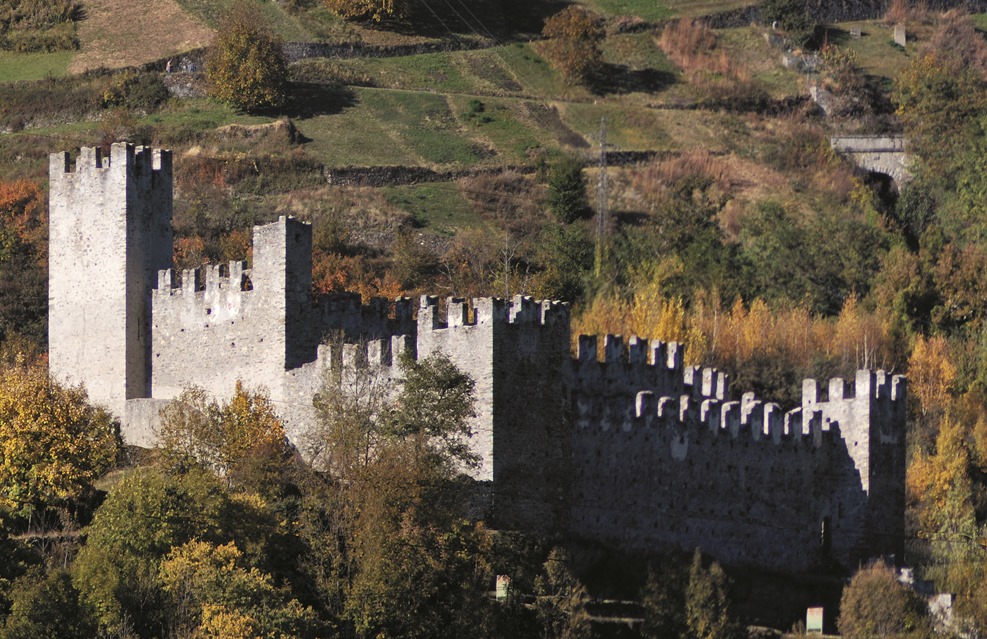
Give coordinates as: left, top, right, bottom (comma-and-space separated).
594, 116, 609, 279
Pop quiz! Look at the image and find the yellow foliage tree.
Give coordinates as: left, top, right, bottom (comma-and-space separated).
907, 335, 957, 416
157, 380, 289, 480
907, 417, 977, 548
0, 361, 118, 515
160, 540, 316, 638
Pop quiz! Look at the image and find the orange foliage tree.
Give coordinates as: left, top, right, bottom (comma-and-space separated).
0, 180, 48, 344
312, 251, 403, 303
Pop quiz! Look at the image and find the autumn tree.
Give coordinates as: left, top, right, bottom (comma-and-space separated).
685, 550, 738, 639
157, 380, 290, 485
542, 6, 604, 86
158, 540, 318, 639
0, 180, 47, 346
71, 467, 279, 638
205, 0, 288, 112
0, 362, 118, 517
837, 561, 932, 639
323, 0, 412, 22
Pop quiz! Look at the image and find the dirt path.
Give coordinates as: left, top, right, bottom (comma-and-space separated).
70, 0, 214, 73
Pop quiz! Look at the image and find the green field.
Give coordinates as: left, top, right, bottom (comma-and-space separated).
584, 0, 754, 20
0, 50, 73, 82
383, 183, 486, 235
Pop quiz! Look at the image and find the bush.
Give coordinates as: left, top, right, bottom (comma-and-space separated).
837, 562, 933, 639
323, 0, 413, 22
759, 0, 814, 47
0, 0, 80, 52
205, 0, 288, 113
99, 71, 169, 112
1, 568, 97, 639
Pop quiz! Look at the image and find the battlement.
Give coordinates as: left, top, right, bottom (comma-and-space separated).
617, 388, 829, 449
801, 370, 906, 405
418, 295, 570, 331
49, 143, 172, 183
154, 261, 251, 295
576, 334, 684, 370
320, 334, 415, 371
580, 368, 904, 453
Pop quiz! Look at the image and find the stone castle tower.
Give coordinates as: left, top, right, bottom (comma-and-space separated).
48, 144, 907, 574
49, 144, 172, 418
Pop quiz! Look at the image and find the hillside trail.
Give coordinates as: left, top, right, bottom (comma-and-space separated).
70, 0, 213, 73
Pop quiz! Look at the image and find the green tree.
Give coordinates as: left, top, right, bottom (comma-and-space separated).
205, 1, 288, 112
542, 6, 604, 86
893, 53, 987, 179
837, 561, 932, 639
388, 351, 478, 473
547, 156, 587, 224
0, 361, 118, 517
534, 547, 592, 639
72, 468, 230, 637
310, 350, 491, 639
534, 224, 593, 302
0, 568, 97, 639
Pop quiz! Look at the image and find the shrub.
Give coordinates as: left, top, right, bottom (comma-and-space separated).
926, 9, 987, 80
0, 0, 80, 52
837, 562, 933, 639
657, 19, 766, 106
323, 0, 413, 22
883, 0, 929, 26
542, 6, 604, 86
547, 156, 587, 223
759, 0, 814, 47
205, 0, 288, 113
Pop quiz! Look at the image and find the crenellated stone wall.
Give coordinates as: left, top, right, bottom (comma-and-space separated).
48, 145, 907, 574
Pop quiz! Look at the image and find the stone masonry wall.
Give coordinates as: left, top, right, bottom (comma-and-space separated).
571, 360, 906, 572
49, 146, 907, 575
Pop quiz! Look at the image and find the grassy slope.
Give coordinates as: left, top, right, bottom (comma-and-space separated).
0, 50, 73, 82
0, 0, 918, 238
69, 0, 215, 72
583, 0, 755, 20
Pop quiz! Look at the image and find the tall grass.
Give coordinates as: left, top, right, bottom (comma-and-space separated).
656, 19, 765, 105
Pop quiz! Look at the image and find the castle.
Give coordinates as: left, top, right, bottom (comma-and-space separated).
48, 144, 906, 574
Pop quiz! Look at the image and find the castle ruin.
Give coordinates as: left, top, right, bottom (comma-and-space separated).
49, 144, 906, 574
